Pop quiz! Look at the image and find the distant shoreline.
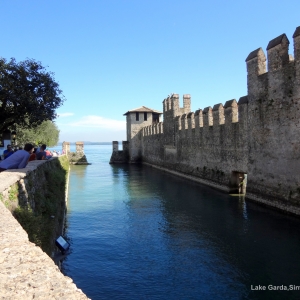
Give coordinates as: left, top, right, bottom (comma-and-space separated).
57, 142, 117, 146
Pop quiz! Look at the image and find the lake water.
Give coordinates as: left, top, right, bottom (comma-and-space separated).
61, 144, 300, 300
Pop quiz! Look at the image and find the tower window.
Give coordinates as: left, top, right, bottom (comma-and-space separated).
144, 112, 147, 121
152, 113, 159, 123
136, 112, 139, 121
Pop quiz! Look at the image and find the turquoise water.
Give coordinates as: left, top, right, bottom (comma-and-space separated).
62, 145, 300, 300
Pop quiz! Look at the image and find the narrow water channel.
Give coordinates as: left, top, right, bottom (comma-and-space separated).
61, 145, 300, 300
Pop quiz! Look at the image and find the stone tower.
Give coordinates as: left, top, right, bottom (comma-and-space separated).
123, 106, 162, 162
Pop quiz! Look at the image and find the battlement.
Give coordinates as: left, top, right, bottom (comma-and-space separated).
143, 122, 163, 136
203, 106, 213, 127
116, 25, 300, 214
224, 99, 238, 124
112, 141, 129, 152
181, 114, 187, 130
246, 26, 300, 76
173, 96, 247, 137
212, 103, 225, 125
293, 26, 300, 61
187, 112, 195, 130
245, 26, 300, 100
161, 94, 249, 136
195, 109, 203, 128
163, 94, 191, 116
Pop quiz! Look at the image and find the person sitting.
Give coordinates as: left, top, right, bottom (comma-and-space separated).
0, 143, 34, 173
45, 149, 52, 159
28, 147, 37, 162
36, 144, 47, 160
35, 146, 40, 154
3, 145, 14, 160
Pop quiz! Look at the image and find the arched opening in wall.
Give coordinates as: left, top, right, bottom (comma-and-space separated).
229, 171, 247, 195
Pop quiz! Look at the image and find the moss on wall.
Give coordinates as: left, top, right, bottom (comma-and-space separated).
1, 156, 69, 256
3, 183, 19, 211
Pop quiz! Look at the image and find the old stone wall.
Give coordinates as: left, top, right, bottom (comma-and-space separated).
0, 157, 89, 299
139, 26, 300, 215
0, 157, 69, 255
127, 112, 154, 162
244, 30, 300, 209
142, 97, 249, 188
110, 141, 129, 164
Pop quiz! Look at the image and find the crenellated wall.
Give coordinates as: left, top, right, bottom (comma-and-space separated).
139, 26, 300, 214
112, 26, 300, 214
143, 94, 249, 186
243, 28, 300, 208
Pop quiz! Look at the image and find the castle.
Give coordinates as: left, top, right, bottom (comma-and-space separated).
110, 26, 300, 215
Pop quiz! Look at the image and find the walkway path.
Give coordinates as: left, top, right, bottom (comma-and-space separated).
0, 197, 89, 299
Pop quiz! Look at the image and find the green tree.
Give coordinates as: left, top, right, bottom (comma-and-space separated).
16, 121, 60, 147
0, 57, 65, 133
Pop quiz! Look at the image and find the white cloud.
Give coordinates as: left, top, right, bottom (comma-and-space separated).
67, 115, 126, 131
59, 128, 126, 142
58, 112, 74, 117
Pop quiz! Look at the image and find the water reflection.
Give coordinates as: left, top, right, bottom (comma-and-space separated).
62, 146, 300, 300
237, 196, 249, 222
119, 164, 300, 299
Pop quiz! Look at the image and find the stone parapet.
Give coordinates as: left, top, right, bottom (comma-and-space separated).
0, 157, 89, 299
109, 141, 129, 164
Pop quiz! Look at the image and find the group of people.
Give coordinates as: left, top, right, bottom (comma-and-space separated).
0, 144, 60, 173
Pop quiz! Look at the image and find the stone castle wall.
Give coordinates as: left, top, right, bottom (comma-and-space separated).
138, 26, 300, 214
142, 96, 249, 188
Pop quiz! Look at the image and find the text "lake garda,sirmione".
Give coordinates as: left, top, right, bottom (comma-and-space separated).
251, 285, 300, 291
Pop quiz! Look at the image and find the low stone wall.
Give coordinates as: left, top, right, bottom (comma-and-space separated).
0, 157, 68, 255
0, 157, 89, 299
110, 150, 129, 164
67, 152, 90, 165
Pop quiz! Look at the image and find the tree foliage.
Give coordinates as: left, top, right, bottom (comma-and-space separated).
16, 120, 60, 147
0, 57, 65, 133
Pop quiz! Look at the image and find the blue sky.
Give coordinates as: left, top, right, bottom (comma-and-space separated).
1, 0, 299, 142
